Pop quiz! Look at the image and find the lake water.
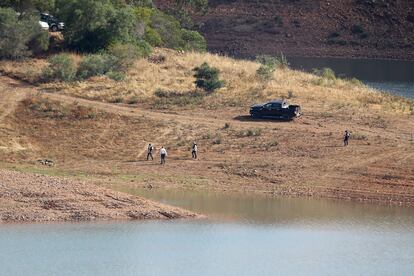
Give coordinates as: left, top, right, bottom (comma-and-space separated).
288, 57, 414, 99
1, 188, 414, 276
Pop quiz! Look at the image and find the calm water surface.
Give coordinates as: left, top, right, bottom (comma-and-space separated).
1, 188, 414, 276
288, 57, 414, 99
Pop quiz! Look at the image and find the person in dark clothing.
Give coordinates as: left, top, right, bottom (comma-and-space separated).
147, 143, 154, 160
344, 130, 350, 146
191, 142, 198, 159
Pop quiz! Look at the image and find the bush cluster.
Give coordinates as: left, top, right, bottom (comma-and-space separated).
0, 8, 49, 59
42, 43, 144, 82
255, 53, 289, 82
1, 0, 207, 60
135, 7, 207, 52
193, 62, 224, 93
54, 1, 206, 53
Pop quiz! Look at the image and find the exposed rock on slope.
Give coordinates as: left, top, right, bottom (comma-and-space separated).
156, 0, 414, 59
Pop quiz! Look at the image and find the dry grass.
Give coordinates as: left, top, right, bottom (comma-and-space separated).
0, 70, 413, 206
2, 48, 412, 115
22, 94, 99, 120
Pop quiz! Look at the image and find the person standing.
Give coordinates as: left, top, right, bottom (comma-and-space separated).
344, 130, 350, 146
160, 146, 167, 164
191, 142, 198, 159
147, 143, 154, 160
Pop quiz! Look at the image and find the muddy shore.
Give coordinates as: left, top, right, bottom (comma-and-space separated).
0, 169, 198, 223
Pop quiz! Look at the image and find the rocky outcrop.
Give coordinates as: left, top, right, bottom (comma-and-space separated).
156, 0, 414, 60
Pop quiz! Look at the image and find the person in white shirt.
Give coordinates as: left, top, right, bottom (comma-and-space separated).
191, 142, 198, 159
160, 146, 167, 164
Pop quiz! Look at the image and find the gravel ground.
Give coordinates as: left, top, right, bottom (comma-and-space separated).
0, 169, 198, 223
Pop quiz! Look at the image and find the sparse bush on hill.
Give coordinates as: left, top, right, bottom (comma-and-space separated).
106, 71, 126, 81
235, 128, 262, 138
77, 54, 114, 80
181, 29, 207, 52
311, 67, 337, 86
42, 54, 77, 82
107, 43, 149, 71
22, 96, 98, 119
43, 43, 142, 82
256, 63, 276, 82
255, 53, 289, 82
0, 8, 49, 59
255, 55, 277, 82
193, 62, 224, 93
153, 89, 204, 108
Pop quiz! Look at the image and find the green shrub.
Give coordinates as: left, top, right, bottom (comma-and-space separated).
256, 55, 278, 68
193, 62, 225, 93
181, 29, 207, 52
144, 27, 163, 46
256, 64, 275, 82
77, 54, 113, 79
107, 42, 148, 72
28, 30, 50, 55
106, 71, 125, 81
56, 0, 138, 52
135, 40, 153, 57
129, 0, 153, 7
0, 8, 49, 59
43, 54, 77, 82
313, 68, 336, 80
150, 10, 184, 49
134, 6, 154, 25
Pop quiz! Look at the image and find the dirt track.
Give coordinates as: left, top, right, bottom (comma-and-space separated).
1, 75, 414, 208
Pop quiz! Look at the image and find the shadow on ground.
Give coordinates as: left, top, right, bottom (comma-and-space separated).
233, 115, 292, 122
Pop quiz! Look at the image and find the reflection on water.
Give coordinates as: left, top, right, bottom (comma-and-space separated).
288, 57, 414, 98
1, 188, 414, 276
115, 186, 414, 228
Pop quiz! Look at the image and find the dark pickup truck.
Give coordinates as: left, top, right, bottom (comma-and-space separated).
250, 99, 301, 120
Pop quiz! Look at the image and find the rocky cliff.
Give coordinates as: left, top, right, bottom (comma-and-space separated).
156, 0, 414, 59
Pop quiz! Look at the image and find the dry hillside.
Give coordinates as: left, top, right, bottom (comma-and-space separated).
0, 48, 413, 207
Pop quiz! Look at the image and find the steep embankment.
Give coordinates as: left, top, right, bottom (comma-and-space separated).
0, 49, 413, 207
156, 0, 414, 59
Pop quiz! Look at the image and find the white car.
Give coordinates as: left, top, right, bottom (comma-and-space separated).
39, 21, 49, 30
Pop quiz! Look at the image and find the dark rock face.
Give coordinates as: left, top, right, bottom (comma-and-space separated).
155, 0, 414, 60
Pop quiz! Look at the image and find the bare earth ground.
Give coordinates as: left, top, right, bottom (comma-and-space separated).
0, 71, 413, 209
0, 169, 198, 223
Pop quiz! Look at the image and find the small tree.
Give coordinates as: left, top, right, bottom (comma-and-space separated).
193, 62, 224, 93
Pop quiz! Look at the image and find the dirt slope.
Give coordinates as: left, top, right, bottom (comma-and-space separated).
0, 70, 413, 207
0, 169, 198, 223
156, 0, 414, 59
